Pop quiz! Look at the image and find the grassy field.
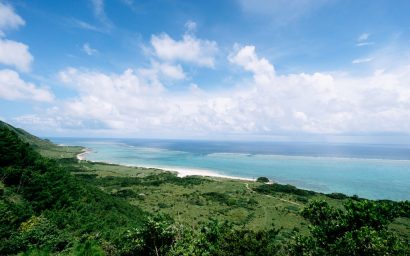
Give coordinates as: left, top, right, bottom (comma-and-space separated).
16, 126, 410, 242
73, 161, 306, 228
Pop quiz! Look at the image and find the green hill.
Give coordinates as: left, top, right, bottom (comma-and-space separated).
0, 123, 146, 255
0, 120, 83, 159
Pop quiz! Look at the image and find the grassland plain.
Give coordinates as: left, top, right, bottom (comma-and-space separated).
13, 122, 407, 243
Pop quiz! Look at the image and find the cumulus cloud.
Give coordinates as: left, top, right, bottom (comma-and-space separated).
229, 45, 275, 85
0, 4, 33, 72
151, 33, 218, 68
226, 46, 410, 134
82, 43, 98, 55
54, 67, 248, 133
0, 2, 25, 36
0, 69, 54, 102
154, 62, 186, 80
137, 62, 186, 81
13, 44, 410, 136
55, 67, 169, 131
0, 38, 33, 72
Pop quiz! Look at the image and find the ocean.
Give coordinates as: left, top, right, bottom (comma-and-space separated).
50, 138, 410, 201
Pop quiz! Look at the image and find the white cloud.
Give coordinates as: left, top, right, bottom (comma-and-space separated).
155, 62, 186, 80
0, 4, 33, 72
13, 45, 410, 137
229, 45, 275, 85
184, 20, 197, 33
151, 33, 218, 68
53, 67, 246, 133
357, 33, 370, 42
0, 69, 53, 102
54, 67, 168, 131
352, 57, 373, 64
90, 0, 113, 30
357, 42, 375, 47
0, 2, 25, 36
227, 45, 410, 133
0, 38, 33, 72
68, 18, 103, 32
83, 43, 98, 55
14, 114, 59, 129
138, 62, 186, 81
356, 32, 374, 47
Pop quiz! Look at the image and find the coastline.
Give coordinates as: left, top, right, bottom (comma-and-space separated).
76, 150, 255, 182
72, 145, 410, 201
76, 148, 92, 161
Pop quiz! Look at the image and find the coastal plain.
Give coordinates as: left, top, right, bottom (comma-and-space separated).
35, 135, 410, 242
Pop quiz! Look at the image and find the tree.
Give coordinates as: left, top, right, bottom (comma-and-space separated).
256, 177, 269, 183
289, 200, 409, 255
118, 215, 176, 256
169, 219, 280, 256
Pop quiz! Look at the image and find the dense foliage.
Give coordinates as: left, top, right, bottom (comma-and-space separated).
0, 127, 145, 254
255, 183, 315, 197
289, 200, 410, 255
256, 176, 269, 183
116, 215, 281, 256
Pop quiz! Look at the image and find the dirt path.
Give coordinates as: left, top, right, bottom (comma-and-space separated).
245, 183, 301, 206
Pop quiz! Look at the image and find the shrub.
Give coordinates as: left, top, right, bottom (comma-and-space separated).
327, 192, 349, 200
295, 195, 309, 203
288, 200, 409, 255
254, 183, 315, 197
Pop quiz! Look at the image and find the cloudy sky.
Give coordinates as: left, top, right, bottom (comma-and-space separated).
1, 0, 410, 142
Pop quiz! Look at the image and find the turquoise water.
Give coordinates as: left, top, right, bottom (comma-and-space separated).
51, 138, 410, 201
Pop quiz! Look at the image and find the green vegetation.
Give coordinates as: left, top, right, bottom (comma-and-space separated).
256, 176, 269, 183
0, 127, 145, 254
255, 183, 315, 197
0, 121, 409, 255
0, 120, 82, 159
290, 200, 410, 255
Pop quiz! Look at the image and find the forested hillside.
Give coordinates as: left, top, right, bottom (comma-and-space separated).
0, 123, 409, 255
0, 126, 145, 254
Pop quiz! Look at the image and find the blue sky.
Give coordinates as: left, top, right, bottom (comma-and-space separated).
1, 0, 410, 142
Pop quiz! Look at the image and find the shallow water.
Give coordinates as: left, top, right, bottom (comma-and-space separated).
51, 138, 410, 201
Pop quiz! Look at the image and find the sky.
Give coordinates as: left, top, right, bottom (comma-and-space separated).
1, 0, 410, 142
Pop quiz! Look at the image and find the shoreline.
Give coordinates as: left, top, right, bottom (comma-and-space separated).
76, 148, 92, 161
76, 150, 255, 182
73, 148, 408, 201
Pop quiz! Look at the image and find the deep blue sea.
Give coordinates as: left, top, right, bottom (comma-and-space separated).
50, 138, 410, 201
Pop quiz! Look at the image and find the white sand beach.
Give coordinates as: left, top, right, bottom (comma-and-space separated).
76, 150, 254, 181
158, 166, 254, 181
76, 148, 91, 161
